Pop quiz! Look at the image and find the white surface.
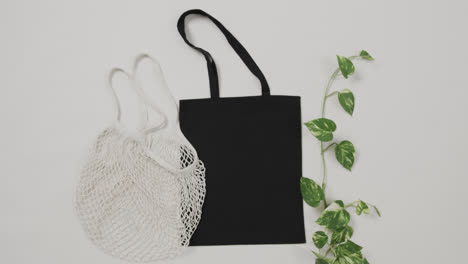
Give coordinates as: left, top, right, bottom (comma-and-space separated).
1, 0, 467, 263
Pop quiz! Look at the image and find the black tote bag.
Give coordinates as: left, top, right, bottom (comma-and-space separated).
177, 9, 305, 246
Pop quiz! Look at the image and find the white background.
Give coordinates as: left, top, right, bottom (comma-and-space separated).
1, 0, 468, 263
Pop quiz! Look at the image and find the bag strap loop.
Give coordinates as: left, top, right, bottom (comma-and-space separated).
107, 68, 149, 131
177, 9, 270, 98
107, 56, 175, 135
132, 54, 175, 134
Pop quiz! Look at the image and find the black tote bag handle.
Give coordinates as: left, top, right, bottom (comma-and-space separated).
177, 9, 270, 99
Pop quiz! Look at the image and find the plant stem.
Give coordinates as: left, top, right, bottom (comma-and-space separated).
314, 54, 368, 260
321, 69, 340, 118
320, 144, 328, 207
326, 91, 339, 98
327, 243, 336, 255
322, 143, 337, 153
345, 200, 359, 208
320, 68, 340, 208
320, 55, 360, 209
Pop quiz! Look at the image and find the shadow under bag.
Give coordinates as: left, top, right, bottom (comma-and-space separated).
177, 9, 305, 246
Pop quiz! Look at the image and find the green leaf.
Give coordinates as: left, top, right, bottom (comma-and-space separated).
334, 241, 364, 264
356, 201, 370, 215
338, 89, 355, 116
300, 177, 325, 207
336, 240, 362, 254
337, 55, 355, 79
334, 253, 364, 264
313, 252, 334, 264
316, 256, 334, 264
335, 140, 355, 171
359, 50, 374, 61
331, 225, 354, 245
372, 205, 381, 217
334, 257, 364, 264
316, 200, 351, 230
363, 259, 369, 264
312, 231, 329, 249
304, 118, 337, 142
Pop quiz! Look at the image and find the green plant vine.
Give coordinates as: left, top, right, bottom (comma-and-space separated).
301, 50, 380, 264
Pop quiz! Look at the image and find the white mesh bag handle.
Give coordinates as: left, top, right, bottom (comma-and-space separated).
76, 64, 204, 262
132, 54, 201, 172
106, 56, 199, 173
107, 68, 165, 132
131, 53, 206, 246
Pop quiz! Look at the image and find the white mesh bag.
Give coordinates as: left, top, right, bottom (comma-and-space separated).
76, 54, 206, 262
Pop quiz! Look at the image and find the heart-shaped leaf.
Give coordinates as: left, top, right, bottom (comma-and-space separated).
312, 231, 329, 249
331, 225, 354, 245
359, 50, 374, 61
312, 252, 334, 264
304, 118, 337, 142
300, 177, 324, 207
337, 55, 355, 79
336, 240, 363, 254
334, 241, 364, 264
316, 256, 334, 264
338, 89, 355, 116
335, 140, 355, 171
356, 201, 370, 215
316, 200, 351, 230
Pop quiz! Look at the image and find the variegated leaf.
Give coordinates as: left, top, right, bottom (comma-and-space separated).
338, 89, 355, 116
331, 225, 354, 245
316, 257, 334, 264
359, 50, 374, 61
356, 201, 370, 215
313, 231, 329, 249
337, 55, 355, 79
334, 241, 364, 264
335, 140, 355, 171
300, 177, 324, 208
316, 200, 351, 230
304, 118, 337, 142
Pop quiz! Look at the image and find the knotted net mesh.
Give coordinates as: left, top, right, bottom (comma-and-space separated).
76, 125, 206, 262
